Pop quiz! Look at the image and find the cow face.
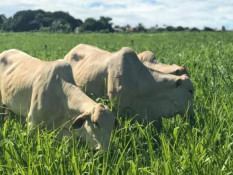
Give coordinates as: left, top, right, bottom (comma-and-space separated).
154, 74, 194, 119
172, 74, 194, 117
70, 103, 117, 151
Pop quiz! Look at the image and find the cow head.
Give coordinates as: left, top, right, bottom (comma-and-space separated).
172, 74, 194, 117
70, 103, 118, 151
152, 74, 195, 119
134, 72, 195, 122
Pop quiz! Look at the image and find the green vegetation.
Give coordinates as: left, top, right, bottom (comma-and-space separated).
0, 32, 233, 174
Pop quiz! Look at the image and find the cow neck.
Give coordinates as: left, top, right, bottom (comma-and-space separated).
63, 82, 97, 116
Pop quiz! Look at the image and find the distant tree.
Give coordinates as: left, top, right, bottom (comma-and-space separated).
222, 25, 226, 31
99, 16, 114, 32
203, 27, 215, 32
28, 20, 40, 30
0, 14, 7, 26
190, 27, 200, 32
79, 16, 113, 32
0, 15, 6, 31
166, 26, 175, 31
135, 23, 146, 32
33, 10, 53, 27
52, 11, 82, 31
79, 18, 97, 32
50, 19, 71, 33
12, 10, 40, 31
1, 10, 83, 32
2, 17, 14, 31
157, 27, 165, 32
176, 26, 185, 31
147, 27, 156, 33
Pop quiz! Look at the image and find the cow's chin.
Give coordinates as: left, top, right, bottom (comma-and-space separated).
158, 105, 186, 119
86, 138, 108, 152
169, 104, 194, 119
94, 144, 104, 151
72, 127, 100, 150
88, 140, 101, 150
82, 131, 107, 151
87, 134, 109, 151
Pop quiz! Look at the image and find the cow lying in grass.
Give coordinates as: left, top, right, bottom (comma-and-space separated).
64, 44, 195, 123
0, 49, 117, 151
137, 51, 189, 76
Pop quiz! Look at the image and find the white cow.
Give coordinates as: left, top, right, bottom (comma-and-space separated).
64, 44, 195, 122
137, 51, 189, 76
0, 49, 117, 151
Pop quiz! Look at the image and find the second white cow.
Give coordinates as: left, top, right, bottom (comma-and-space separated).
64, 44, 195, 122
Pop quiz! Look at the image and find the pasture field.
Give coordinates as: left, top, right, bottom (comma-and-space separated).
0, 32, 232, 174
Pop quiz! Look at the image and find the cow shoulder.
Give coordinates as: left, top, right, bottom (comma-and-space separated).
0, 49, 24, 67
116, 47, 145, 72
64, 44, 97, 63
111, 47, 141, 66
108, 47, 147, 97
50, 59, 76, 85
29, 60, 75, 118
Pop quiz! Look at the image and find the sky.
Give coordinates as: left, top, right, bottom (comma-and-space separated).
0, 0, 233, 30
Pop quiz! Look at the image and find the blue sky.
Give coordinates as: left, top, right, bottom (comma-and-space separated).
0, 0, 233, 29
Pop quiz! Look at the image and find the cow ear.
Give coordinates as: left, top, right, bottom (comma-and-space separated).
70, 113, 90, 130
175, 79, 182, 88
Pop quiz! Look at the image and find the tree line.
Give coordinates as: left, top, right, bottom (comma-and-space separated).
0, 10, 226, 33
0, 10, 114, 33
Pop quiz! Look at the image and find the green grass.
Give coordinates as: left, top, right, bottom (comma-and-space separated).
0, 32, 233, 174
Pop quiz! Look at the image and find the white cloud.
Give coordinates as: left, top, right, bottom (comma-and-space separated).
0, 0, 233, 29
